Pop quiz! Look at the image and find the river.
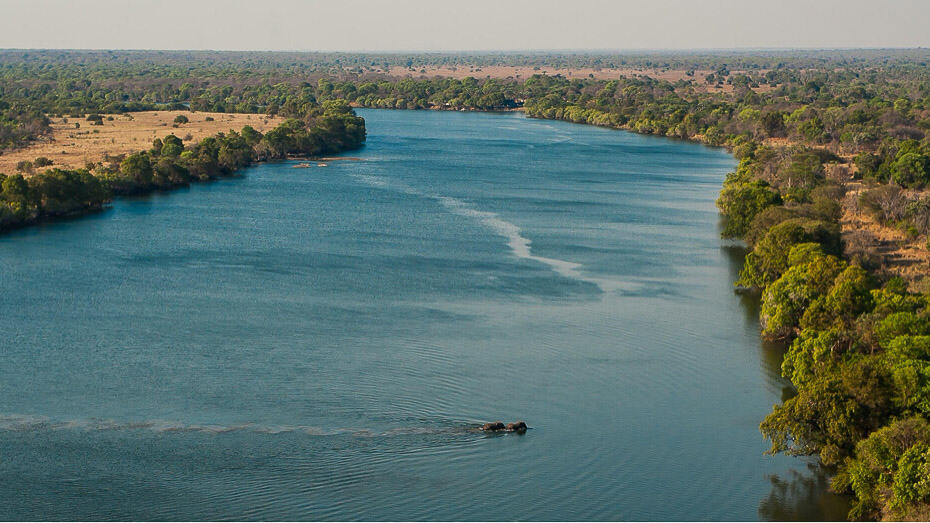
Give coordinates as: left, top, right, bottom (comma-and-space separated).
0, 109, 848, 520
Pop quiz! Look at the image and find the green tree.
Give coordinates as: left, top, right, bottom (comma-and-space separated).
760, 244, 845, 339
161, 135, 184, 157
120, 153, 154, 187
892, 444, 930, 510
716, 167, 782, 238
891, 152, 930, 188
833, 417, 930, 519
1, 174, 32, 217
738, 221, 840, 290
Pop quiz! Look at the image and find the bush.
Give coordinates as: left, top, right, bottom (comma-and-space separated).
892, 444, 930, 510
15, 160, 34, 174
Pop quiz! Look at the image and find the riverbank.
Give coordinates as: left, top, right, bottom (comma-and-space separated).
0, 106, 366, 234
0, 111, 284, 174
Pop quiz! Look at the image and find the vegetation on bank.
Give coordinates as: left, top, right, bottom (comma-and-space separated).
725, 145, 930, 520
0, 101, 364, 232
6, 49, 930, 519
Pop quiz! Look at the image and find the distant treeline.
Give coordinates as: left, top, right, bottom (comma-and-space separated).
0, 101, 364, 231
4, 48, 930, 75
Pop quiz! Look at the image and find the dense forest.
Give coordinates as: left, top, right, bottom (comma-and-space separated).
4, 49, 930, 519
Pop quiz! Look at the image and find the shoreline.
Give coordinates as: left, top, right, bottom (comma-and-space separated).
0, 111, 285, 175
0, 108, 366, 234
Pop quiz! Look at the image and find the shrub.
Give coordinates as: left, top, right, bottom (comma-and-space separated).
15, 160, 34, 174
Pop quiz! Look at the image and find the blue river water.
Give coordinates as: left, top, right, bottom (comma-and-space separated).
0, 109, 847, 520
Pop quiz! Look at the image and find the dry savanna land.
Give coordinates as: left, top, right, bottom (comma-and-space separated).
379, 65, 773, 92
755, 137, 930, 287
842, 180, 930, 287
0, 111, 284, 174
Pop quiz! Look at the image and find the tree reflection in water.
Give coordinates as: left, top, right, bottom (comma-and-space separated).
758, 463, 851, 521
722, 244, 851, 521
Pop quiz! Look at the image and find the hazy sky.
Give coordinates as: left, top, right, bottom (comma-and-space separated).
1, 0, 928, 51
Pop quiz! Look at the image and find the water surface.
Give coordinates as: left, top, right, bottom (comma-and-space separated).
0, 109, 847, 520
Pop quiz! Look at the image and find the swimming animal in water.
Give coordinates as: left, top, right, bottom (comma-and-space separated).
479, 421, 528, 433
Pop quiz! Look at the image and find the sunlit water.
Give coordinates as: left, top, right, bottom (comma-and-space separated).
0, 110, 848, 520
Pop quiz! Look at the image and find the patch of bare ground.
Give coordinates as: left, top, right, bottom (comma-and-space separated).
763, 141, 930, 287
379, 65, 774, 93
841, 177, 930, 289
0, 111, 284, 175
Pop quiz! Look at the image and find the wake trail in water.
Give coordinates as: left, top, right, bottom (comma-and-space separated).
349, 172, 623, 292
0, 413, 482, 438
434, 196, 587, 283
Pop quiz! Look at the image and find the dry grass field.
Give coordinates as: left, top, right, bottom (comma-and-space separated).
841, 180, 930, 288
0, 111, 284, 174
387, 64, 664, 80
763, 138, 930, 287
382, 65, 773, 92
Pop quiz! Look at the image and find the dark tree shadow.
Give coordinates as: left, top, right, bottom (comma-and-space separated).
721, 242, 847, 520
758, 463, 851, 521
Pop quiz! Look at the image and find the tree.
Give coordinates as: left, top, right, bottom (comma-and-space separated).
760, 244, 845, 339
240, 125, 263, 147
154, 157, 190, 186
120, 153, 154, 187
783, 151, 825, 191
761, 355, 893, 466
738, 221, 841, 290
833, 417, 930, 519
892, 444, 930, 511
160, 135, 184, 157
1, 174, 31, 217
798, 117, 826, 143
173, 114, 189, 125
760, 111, 787, 137
716, 167, 782, 238
800, 264, 875, 331
891, 152, 930, 188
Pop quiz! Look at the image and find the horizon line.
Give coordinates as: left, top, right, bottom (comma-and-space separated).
1, 46, 928, 54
